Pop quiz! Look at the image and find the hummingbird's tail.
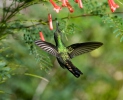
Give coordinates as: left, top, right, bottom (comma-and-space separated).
65, 60, 83, 78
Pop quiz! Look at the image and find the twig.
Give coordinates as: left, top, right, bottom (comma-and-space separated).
1, 11, 123, 29
24, 73, 49, 82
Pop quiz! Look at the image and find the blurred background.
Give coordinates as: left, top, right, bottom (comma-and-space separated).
0, 0, 123, 100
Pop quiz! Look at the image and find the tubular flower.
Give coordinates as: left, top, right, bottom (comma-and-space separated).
66, 1, 74, 13
61, 0, 67, 7
39, 32, 45, 41
78, 0, 83, 8
49, 0, 62, 13
108, 0, 119, 12
74, 0, 83, 8
74, 0, 78, 3
48, 13, 53, 30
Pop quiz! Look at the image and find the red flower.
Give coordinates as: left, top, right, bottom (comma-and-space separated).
61, 0, 67, 7
48, 13, 53, 30
39, 32, 45, 41
74, 0, 83, 8
78, 0, 83, 8
66, 1, 74, 13
74, 0, 79, 3
49, 0, 62, 13
108, 0, 119, 12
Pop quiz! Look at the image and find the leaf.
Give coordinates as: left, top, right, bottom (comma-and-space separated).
2, 67, 10, 71
120, 35, 123, 42
5, 74, 11, 78
113, 29, 119, 34
0, 62, 6, 68
115, 32, 121, 38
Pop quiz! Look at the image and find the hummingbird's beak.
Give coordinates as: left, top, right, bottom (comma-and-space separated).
55, 20, 62, 35
56, 20, 59, 31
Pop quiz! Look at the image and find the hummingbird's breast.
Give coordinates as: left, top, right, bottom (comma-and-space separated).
58, 47, 70, 63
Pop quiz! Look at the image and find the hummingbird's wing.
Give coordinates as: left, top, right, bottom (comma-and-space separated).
35, 40, 58, 57
67, 42, 103, 58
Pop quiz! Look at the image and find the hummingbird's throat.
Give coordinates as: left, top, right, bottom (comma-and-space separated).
57, 35, 64, 47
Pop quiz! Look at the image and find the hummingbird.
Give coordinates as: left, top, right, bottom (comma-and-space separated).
35, 21, 103, 78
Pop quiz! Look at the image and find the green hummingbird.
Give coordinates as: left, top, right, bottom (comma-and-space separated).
35, 21, 103, 78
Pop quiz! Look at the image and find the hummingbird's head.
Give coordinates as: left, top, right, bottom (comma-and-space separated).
54, 21, 64, 46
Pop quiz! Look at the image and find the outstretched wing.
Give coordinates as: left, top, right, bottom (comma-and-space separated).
67, 42, 103, 58
35, 40, 58, 57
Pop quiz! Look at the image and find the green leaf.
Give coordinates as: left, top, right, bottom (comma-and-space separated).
115, 32, 121, 38
2, 67, 10, 71
120, 36, 123, 42
0, 62, 6, 68
113, 29, 119, 34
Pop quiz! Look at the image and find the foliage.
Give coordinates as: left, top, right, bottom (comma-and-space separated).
0, 0, 123, 100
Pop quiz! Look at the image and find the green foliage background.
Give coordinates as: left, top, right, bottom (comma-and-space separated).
0, 0, 123, 100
